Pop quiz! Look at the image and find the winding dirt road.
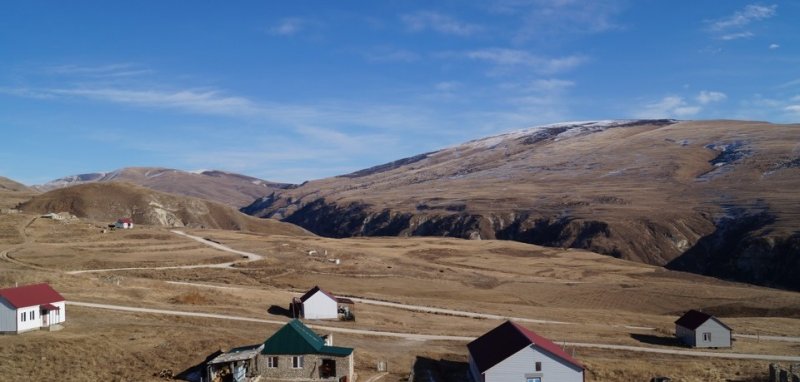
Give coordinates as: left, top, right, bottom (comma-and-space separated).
67, 230, 264, 274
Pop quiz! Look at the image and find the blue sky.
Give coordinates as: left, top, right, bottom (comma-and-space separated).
1, 1, 798, 185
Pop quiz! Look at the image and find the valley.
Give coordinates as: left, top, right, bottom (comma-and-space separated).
1, 212, 798, 381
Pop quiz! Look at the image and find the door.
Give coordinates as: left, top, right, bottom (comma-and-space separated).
320, 359, 336, 378
41, 311, 49, 327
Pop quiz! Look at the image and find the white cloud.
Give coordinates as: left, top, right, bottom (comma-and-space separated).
634, 96, 702, 119
465, 48, 586, 74
696, 90, 727, 104
709, 4, 777, 31
365, 48, 420, 63
720, 31, 754, 41
269, 18, 305, 36
529, 79, 575, 92
490, 0, 625, 41
769, 43, 780, 49
45, 63, 152, 78
401, 11, 482, 36
786, 105, 800, 113
434, 81, 461, 91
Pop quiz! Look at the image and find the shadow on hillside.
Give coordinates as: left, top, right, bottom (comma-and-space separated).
410, 356, 470, 382
174, 350, 223, 381
268, 304, 294, 318
630, 333, 684, 347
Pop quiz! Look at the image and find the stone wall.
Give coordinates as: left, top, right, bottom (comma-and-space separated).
769, 364, 800, 382
256, 353, 352, 381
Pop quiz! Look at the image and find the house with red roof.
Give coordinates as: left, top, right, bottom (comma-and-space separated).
468, 321, 584, 382
0, 283, 66, 334
675, 309, 732, 348
292, 286, 355, 321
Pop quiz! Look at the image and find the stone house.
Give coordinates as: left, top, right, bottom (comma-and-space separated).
260, 319, 353, 381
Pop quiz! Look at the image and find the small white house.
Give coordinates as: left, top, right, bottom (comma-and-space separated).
675, 309, 732, 348
294, 286, 340, 320
468, 321, 584, 382
114, 218, 134, 229
0, 283, 66, 334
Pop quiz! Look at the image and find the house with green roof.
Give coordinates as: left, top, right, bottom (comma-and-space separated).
258, 319, 354, 381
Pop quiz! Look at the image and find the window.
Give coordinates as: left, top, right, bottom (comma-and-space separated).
703, 332, 711, 341
20, 311, 26, 322
535, 362, 542, 372
29, 311, 35, 320
292, 356, 304, 369
267, 356, 278, 368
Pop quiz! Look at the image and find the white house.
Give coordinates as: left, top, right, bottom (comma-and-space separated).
0, 283, 66, 334
114, 218, 134, 229
675, 309, 732, 348
468, 321, 584, 382
294, 286, 340, 320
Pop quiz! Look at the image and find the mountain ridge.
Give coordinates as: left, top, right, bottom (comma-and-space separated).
34, 167, 294, 208
242, 119, 800, 290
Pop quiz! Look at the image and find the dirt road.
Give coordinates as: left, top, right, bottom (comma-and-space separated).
67, 301, 800, 362
67, 230, 264, 274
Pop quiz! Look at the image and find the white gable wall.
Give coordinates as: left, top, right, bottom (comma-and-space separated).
0, 298, 17, 332
483, 344, 583, 382
693, 319, 731, 348
302, 292, 338, 320
16, 304, 41, 333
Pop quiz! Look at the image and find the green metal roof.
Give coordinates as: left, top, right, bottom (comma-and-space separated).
261, 320, 353, 357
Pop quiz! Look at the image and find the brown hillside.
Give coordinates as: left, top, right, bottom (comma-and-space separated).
20, 182, 310, 236
34, 167, 292, 207
0, 176, 37, 209
243, 119, 800, 289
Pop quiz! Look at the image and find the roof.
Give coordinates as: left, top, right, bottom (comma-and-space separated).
41, 303, 60, 311
261, 320, 353, 357
0, 283, 65, 309
208, 344, 264, 365
117, 218, 133, 224
467, 321, 583, 374
675, 309, 732, 331
299, 285, 337, 303
336, 297, 355, 304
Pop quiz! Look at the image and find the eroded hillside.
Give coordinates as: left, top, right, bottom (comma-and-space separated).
243, 120, 800, 289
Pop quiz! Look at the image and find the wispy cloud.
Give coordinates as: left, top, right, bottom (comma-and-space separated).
365, 47, 420, 63
696, 90, 727, 104
769, 43, 780, 49
707, 4, 777, 40
44, 63, 153, 78
464, 48, 586, 74
269, 18, 306, 36
401, 11, 483, 36
634, 96, 701, 119
490, 0, 625, 41
709, 4, 777, 31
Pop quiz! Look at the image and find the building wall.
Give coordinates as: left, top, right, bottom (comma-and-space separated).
0, 298, 17, 333
483, 345, 583, 382
468, 355, 484, 382
302, 292, 338, 320
16, 304, 42, 333
693, 319, 731, 348
46, 301, 66, 325
257, 353, 353, 380
676, 324, 696, 347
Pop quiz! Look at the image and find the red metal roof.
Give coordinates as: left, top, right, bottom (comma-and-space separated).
299, 285, 337, 303
0, 283, 64, 309
41, 303, 60, 311
117, 218, 133, 224
675, 309, 732, 331
467, 321, 583, 374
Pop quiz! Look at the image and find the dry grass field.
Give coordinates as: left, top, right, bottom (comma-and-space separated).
1, 212, 799, 381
